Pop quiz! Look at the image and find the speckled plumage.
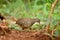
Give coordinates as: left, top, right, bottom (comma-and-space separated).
16, 18, 40, 29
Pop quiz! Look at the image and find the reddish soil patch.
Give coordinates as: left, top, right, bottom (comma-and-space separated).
0, 30, 58, 40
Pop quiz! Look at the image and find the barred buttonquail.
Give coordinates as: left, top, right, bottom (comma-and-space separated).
16, 18, 40, 30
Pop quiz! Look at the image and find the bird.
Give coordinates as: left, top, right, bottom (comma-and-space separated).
16, 18, 40, 30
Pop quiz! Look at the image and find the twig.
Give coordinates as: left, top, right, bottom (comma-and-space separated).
45, 0, 59, 34
48, 0, 58, 18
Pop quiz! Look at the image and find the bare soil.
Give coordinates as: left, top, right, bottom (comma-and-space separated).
0, 30, 58, 40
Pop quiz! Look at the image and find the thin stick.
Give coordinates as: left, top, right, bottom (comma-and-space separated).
45, 0, 59, 34
1, 28, 7, 35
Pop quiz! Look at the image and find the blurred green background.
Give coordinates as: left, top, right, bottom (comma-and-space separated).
0, 0, 60, 36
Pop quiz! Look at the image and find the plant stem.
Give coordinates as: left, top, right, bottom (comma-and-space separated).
45, 0, 59, 34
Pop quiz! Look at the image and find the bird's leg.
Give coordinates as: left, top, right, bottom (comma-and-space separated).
22, 28, 25, 30
26, 27, 31, 32
22, 27, 31, 32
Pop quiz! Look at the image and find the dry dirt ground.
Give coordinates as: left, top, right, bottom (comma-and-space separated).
0, 30, 59, 40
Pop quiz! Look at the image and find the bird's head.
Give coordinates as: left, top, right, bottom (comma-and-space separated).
33, 18, 40, 24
